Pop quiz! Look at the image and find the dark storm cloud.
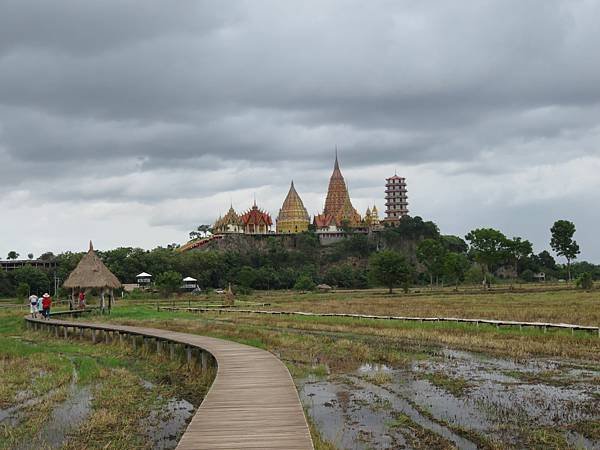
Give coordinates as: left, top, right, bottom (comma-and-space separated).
1, 0, 600, 258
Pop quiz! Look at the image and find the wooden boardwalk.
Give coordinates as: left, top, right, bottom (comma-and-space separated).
160, 306, 600, 336
25, 315, 314, 450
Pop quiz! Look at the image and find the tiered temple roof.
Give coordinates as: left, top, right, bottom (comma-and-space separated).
240, 202, 273, 234
276, 181, 310, 233
213, 205, 243, 233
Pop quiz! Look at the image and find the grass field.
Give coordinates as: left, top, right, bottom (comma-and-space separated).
2, 287, 599, 449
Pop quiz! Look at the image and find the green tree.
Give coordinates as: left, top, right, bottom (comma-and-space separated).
155, 271, 181, 296
443, 252, 470, 290
505, 237, 533, 277
465, 228, 508, 282
416, 239, 446, 288
13, 266, 50, 295
7, 251, 19, 260
294, 274, 316, 291
368, 250, 412, 294
550, 220, 580, 281
27, 253, 34, 260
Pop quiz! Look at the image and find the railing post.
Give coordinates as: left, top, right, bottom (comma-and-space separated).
63, 326, 68, 339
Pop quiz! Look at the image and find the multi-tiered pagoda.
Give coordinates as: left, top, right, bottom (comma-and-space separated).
313, 154, 361, 230
276, 181, 310, 233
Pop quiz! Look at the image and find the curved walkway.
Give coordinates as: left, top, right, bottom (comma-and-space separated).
25, 315, 314, 450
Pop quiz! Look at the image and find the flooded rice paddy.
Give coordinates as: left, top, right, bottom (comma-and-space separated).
300, 349, 600, 449
0, 373, 195, 450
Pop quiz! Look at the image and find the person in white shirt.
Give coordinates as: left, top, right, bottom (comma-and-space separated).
29, 294, 39, 318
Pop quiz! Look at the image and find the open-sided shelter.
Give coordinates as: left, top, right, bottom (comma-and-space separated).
63, 241, 122, 312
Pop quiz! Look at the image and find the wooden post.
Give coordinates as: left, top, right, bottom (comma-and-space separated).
55, 326, 59, 338
79, 327, 83, 339
132, 335, 137, 350
170, 343, 175, 360
186, 346, 192, 365
201, 351, 209, 370
119, 332, 124, 345
105, 330, 110, 344
156, 339, 162, 354
63, 327, 68, 339
91, 329, 96, 343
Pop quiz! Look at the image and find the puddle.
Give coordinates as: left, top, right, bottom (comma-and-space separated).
11, 369, 93, 450
140, 378, 196, 450
300, 349, 600, 449
144, 398, 195, 449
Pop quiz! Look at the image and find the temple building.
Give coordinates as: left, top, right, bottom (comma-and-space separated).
213, 205, 243, 233
313, 154, 361, 230
276, 181, 310, 233
363, 205, 381, 229
384, 174, 409, 226
240, 202, 273, 234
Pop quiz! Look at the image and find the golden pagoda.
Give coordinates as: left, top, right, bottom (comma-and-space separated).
276, 181, 310, 233
314, 153, 361, 228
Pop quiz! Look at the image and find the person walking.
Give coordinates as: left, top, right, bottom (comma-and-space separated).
37, 294, 44, 316
41, 293, 52, 320
28, 294, 39, 318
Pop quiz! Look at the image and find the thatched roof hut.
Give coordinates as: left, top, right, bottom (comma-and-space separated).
63, 241, 121, 311
64, 241, 121, 289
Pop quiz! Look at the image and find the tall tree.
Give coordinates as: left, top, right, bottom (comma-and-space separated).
368, 250, 412, 294
550, 220, 580, 281
416, 239, 446, 288
465, 228, 508, 282
7, 251, 19, 260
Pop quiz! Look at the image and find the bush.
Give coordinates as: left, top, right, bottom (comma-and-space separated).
576, 272, 593, 290
294, 275, 316, 291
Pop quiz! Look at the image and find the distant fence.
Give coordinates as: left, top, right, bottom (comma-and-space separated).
160, 306, 600, 337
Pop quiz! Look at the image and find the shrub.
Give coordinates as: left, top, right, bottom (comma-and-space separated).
576, 272, 593, 290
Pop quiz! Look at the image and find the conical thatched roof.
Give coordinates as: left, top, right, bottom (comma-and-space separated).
63, 241, 122, 289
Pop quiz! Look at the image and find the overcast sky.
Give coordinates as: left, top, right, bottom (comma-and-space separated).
1, 0, 599, 262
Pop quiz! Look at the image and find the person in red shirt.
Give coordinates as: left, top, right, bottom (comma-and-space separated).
41, 293, 52, 320
78, 291, 86, 309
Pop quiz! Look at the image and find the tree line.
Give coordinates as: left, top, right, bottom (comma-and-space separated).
0, 216, 591, 298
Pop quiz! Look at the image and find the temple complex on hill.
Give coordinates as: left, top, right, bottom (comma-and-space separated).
276, 181, 310, 233
313, 154, 362, 231
202, 153, 402, 249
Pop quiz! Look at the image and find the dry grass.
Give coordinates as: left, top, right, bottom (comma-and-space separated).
250, 288, 600, 326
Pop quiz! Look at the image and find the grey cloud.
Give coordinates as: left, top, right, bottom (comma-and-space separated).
1, 0, 599, 259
